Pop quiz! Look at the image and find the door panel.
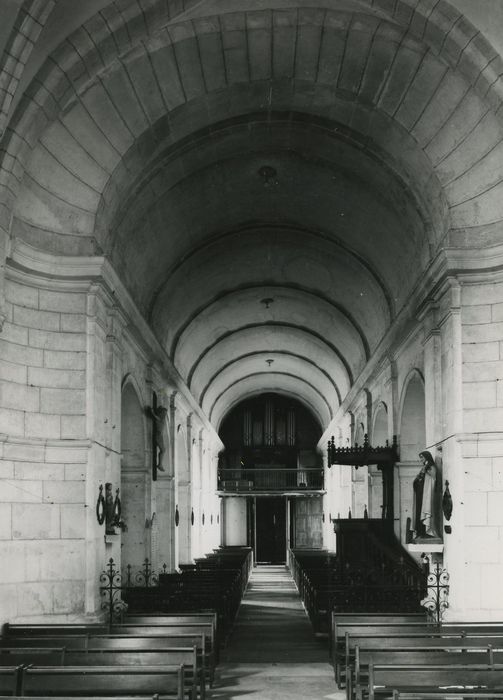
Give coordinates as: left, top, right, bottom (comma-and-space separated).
293, 497, 323, 548
256, 497, 286, 563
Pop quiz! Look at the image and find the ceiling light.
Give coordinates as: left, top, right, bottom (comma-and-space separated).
258, 165, 278, 187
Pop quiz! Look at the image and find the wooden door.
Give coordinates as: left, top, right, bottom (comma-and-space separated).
255, 497, 286, 563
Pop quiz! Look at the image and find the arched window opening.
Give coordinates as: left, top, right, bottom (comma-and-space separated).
372, 403, 388, 446
400, 372, 426, 462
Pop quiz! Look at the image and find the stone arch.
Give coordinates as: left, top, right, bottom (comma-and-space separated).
120, 377, 149, 575
399, 370, 426, 462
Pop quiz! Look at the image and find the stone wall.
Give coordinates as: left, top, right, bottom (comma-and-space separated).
0, 263, 222, 625
0, 277, 89, 623
456, 279, 503, 618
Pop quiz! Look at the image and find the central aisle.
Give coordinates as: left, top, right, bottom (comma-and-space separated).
209, 564, 342, 699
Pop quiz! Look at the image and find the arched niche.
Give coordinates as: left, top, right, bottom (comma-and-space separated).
396, 370, 426, 544
369, 402, 389, 518
399, 371, 426, 462
121, 381, 146, 471
352, 419, 368, 519
120, 379, 148, 575
354, 421, 366, 445
372, 402, 389, 446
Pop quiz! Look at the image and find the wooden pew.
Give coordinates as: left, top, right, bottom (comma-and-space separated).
0, 633, 211, 690
110, 624, 216, 675
20, 665, 184, 698
125, 613, 217, 628
2, 624, 106, 636
6, 621, 217, 661
367, 662, 503, 700
332, 621, 503, 684
335, 632, 503, 688
2, 623, 216, 683
352, 647, 501, 700
0, 666, 22, 695
124, 613, 218, 649
392, 693, 503, 700
329, 613, 426, 656
0, 646, 202, 700
333, 621, 503, 657
0, 648, 65, 665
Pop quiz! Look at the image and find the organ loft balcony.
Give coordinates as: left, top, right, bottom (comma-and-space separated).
217, 466, 325, 495
217, 394, 324, 496
217, 445, 325, 497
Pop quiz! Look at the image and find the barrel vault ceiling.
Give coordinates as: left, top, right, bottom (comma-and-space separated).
3, 0, 503, 430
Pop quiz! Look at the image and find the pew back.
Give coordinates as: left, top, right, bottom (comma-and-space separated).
351, 647, 500, 700
368, 663, 503, 700
20, 665, 184, 698
335, 631, 503, 687
0, 666, 21, 694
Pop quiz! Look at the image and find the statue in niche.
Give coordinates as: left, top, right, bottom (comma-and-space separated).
105, 482, 116, 534
412, 451, 438, 539
146, 404, 167, 472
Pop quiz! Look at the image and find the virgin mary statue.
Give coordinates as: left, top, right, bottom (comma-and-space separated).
412, 450, 437, 539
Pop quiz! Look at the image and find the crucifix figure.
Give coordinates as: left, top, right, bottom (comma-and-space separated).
146, 400, 167, 473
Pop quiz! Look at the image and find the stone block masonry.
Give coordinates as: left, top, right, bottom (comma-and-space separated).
0, 279, 87, 441
0, 277, 88, 622
459, 280, 503, 617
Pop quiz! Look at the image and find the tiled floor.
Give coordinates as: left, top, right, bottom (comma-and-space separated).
209, 565, 343, 699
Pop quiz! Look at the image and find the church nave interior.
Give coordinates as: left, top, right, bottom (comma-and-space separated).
0, 0, 503, 697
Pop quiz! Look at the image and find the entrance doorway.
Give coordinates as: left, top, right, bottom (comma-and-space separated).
255, 497, 286, 563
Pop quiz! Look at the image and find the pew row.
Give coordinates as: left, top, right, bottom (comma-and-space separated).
1, 624, 215, 682
367, 662, 503, 700
0, 646, 202, 700
351, 647, 503, 700
0, 634, 210, 694
392, 693, 503, 700
332, 622, 503, 687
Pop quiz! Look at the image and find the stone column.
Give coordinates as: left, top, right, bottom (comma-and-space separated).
0, 226, 8, 331
155, 390, 177, 571
85, 285, 119, 616
436, 279, 465, 618
177, 413, 193, 565
453, 276, 503, 618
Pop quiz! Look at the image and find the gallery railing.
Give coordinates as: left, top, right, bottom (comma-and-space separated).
218, 467, 324, 492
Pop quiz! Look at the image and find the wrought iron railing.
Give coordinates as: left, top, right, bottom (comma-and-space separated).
100, 558, 160, 629
99, 549, 254, 630
421, 559, 449, 624
218, 467, 324, 491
